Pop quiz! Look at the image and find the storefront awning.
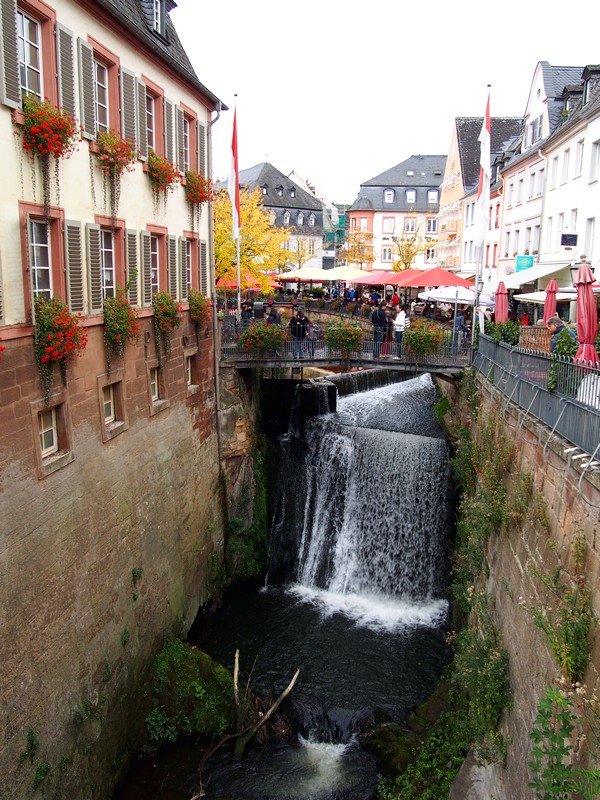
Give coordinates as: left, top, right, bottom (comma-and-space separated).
481, 262, 573, 295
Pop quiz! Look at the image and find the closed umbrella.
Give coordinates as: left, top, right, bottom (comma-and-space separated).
542, 278, 558, 324
495, 281, 509, 323
574, 264, 600, 365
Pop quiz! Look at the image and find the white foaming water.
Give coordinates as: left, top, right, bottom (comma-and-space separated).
269, 736, 353, 798
287, 584, 448, 632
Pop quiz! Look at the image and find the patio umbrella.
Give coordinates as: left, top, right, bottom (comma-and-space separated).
495, 281, 509, 323
418, 286, 494, 306
574, 263, 600, 365
393, 267, 475, 289
542, 278, 559, 324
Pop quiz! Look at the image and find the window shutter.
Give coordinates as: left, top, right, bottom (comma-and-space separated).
179, 237, 188, 301
167, 234, 178, 298
56, 23, 76, 119
86, 223, 102, 313
0, 0, 20, 109
78, 37, 96, 139
197, 122, 206, 175
120, 67, 137, 145
0, 254, 4, 323
125, 229, 139, 306
140, 231, 152, 306
65, 220, 84, 313
136, 79, 148, 160
163, 97, 174, 163
175, 105, 185, 173
199, 240, 208, 295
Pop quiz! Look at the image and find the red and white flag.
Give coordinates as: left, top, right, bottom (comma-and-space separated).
475, 90, 491, 249
228, 106, 241, 241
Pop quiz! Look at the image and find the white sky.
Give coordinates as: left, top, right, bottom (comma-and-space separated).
172, 0, 598, 206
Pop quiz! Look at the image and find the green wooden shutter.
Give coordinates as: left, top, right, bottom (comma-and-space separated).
0, 0, 20, 109
140, 231, 152, 306
136, 78, 148, 160
64, 220, 84, 313
167, 234, 178, 298
120, 66, 137, 144
125, 229, 139, 306
164, 97, 174, 163
175, 105, 185, 173
56, 23, 76, 119
199, 240, 208, 295
86, 223, 102, 313
77, 37, 96, 139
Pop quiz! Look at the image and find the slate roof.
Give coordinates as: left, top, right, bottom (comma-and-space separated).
350, 155, 447, 213
238, 163, 323, 211
539, 62, 584, 133
94, 0, 224, 108
455, 117, 523, 193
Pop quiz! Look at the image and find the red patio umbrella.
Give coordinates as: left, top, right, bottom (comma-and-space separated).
574, 264, 600, 365
393, 267, 474, 289
352, 269, 421, 285
542, 278, 558, 324
495, 281, 509, 323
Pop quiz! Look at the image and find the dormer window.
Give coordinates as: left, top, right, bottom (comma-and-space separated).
384, 190, 394, 203
584, 80, 591, 104
283, 211, 290, 225
308, 213, 315, 226
406, 170, 414, 176
261, 184, 268, 195
297, 212, 304, 225
428, 190, 438, 204
288, 187, 296, 198
406, 189, 416, 204
152, 0, 166, 36
276, 185, 283, 197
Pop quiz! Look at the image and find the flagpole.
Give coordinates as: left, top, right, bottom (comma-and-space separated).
471, 85, 491, 356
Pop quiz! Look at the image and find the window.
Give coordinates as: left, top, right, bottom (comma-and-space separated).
276, 186, 283, 197
537, 168, 545, 196
308, 240, 315, 256
146, 93, 155, 149
261, 184, 268, 195
382, 217, 395, 234
360, 218, 367, 231
147, 361, 169, 415
426, 247, 436, 262
562, 149, 570, 183
97, 372, 128, 440
384, 190, 394, 203
381, 246, 393, 262
551, 156, 558, 189
576, 140, 584, 176
182, 116, 190, 170
31, 394, 74, 477
103, 384, 115, 423
184, 239, 192, 295
183, 343, 200, 396
94, 58, 109, 133
283, 211, 290, 225
405, 190, 416, 205
507, 183, 514, 207
495, 203, 500, 229
404, 218, 416, 233
150, 234, 160, 293
427, 190, 438, 204
289, 187, 296, 198
504, 232, 510, 257
29, 219, 52, 300
571, 208, 578, 232
517, 178, 523, 204
546, 217, 553, 250
17, 9, 42, 99
426, 218, 437, 234
406, 170, 414, 176
100, 229, 115, 299
590, 141, 600, 183
152, 0, 166, 35
308, 214, 315, 226
297, 212, 304, 225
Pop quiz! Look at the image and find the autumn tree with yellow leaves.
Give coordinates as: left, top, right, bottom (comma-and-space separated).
392, 221, 437, 271
214, 187, 290, 291
344, 229, 375, 269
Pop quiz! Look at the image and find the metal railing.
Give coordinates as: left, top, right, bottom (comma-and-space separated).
220, 319, 470, 370
474, 334, 600, 460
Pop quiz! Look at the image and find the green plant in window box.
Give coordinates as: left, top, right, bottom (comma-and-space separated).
152, 290, 182, 363
103, 283, 141, 373
239, 320, 287, 353
34, 296, 88, 405
95, 130, 138, 220
188, 288, 211, 333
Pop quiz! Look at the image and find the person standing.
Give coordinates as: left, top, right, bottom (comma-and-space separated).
546, 316, 577, 352
289, 309, 309, 358
371, 303, 387, 359
306, 318, 319, 357
393, 305, 407, 358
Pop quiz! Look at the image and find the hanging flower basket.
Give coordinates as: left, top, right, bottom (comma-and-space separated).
95, 130, 138, 220
184, 170, 212, 204
188, 288, 211, 331
103, 285, 141, 372
152, 290, 182, 363
34, 296, 88, 404
148, 151, 179, 192
18, 96, 81, 219
240, 320, 287, 353
0, 338, 5, 362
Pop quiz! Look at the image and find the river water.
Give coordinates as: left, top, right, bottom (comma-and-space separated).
116, 373, 452, 800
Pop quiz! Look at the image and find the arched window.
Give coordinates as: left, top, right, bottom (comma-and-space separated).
384, 190, 394, 203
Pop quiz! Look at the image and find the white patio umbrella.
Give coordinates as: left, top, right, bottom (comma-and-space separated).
325, 265, 371, 281
418, 286, 494, 306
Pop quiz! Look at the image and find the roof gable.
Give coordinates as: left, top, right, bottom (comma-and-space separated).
237, 163, 323, 210
456, 117, 523, 192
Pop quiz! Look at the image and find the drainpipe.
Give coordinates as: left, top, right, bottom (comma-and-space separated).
208, 102, 223, 461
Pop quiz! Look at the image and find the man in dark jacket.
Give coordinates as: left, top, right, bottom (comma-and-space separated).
547, 316, 577, 352
289, 310, 310, 358
371, 303, 387, 358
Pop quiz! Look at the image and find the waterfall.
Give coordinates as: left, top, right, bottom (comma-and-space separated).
269, 373, 450, 632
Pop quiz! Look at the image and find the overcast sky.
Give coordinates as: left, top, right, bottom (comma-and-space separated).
172, 0, 598, 206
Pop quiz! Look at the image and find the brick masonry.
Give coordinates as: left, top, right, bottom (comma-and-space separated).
0, 317, 228, 799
